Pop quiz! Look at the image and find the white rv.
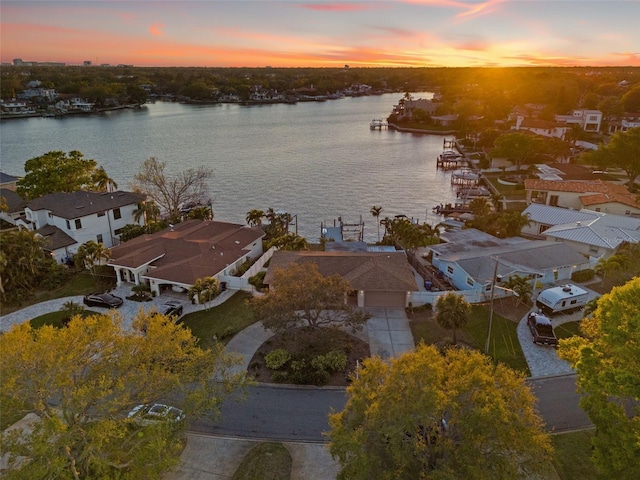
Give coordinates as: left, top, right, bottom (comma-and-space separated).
535, 284, 589, 315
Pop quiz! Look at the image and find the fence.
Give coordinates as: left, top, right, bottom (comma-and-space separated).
219, 246, 278, 293
410, 288, 516, 307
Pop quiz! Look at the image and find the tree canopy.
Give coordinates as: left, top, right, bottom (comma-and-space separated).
558, 277, 640, 479
490, 132, 543, 171
16, 151, 117, 200
328, 344, 552, 480
582, 126, 640, 187
252, 262, 370, 333
130, 157, 213, 221
0, 311, 249, 479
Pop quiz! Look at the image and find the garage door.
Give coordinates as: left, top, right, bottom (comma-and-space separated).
364, 291, 407, 307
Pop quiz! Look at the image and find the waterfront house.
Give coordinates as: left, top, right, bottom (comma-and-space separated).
264, 250, 417, 308
108, 220, 264, 297
0, 188, 28, 226
512, 116, 569, 140
17, 190, 145, 263
431, 238, 589, 294
525, 179, 640, 216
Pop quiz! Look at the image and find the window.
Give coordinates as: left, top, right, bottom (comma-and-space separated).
466, 277, 474, 287
538, 224, 550, 234
570, 299, 577, 305
97, 212, 105, 217
447, 266, 454, 275
589, 245, 599, 254
114, 227, 123, 236
48, 212, 53, 218
113, 208, 121, 220
485, 284, 492, 292
549, 195, 559, 207
66, 219, 71, 229
595, 208, 601, 212
75, 219, 82, 229
97, 234, 103, 244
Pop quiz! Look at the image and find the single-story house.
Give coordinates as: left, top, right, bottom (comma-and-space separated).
264, 250, 418, 308
108, 219, 265, 297
521, 203, 602, 237
431, 237, 589, 294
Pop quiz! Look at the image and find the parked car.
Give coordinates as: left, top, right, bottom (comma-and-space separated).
128, 403, 185, 426
159, 300, 183, 318
527, 312, 558, 346
83, 292, 123, 308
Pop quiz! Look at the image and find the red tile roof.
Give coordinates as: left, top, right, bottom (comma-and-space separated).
108, 220, 264, 285
524, 179, 630, 194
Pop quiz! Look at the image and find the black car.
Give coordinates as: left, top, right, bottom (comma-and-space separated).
160, 300, 183, 318
83, 292, 124, 309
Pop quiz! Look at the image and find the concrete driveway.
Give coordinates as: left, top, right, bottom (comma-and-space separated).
364, 307, 415, 359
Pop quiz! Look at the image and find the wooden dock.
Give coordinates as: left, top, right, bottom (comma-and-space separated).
370, 119, 389, 129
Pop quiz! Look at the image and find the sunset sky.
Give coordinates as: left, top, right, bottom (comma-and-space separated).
2, 0, 639, 68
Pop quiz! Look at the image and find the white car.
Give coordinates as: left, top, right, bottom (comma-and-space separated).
128, 403, 185, 426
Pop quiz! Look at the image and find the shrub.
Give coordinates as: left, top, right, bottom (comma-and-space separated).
265, 348, 291, 370
314, 351, 347, 373
571, 268, 595, 283
271, 371, 289, 383
289, 359, 330, 386
249, 271, 266, 289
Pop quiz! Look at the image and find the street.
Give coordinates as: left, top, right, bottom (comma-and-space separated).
190, 374, 592, 441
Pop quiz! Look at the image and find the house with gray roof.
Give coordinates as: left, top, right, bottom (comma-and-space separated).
17, 190, 145, 263
265, 250, 417, 307
0, 188, 28, 225
108, 220, 265, 296
431, 234, 589, 294
522, 203, 640, 259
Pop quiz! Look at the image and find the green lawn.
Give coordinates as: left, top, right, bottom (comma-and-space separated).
232, 442, 292, 480
179, 291, 256, 349
554, 321, 583, 340
29, 309, 99, 329
551, 430, 605, 480
411, 305, 529, 375
1, 270, 114, 316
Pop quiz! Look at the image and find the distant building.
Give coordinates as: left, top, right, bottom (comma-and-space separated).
555, 109, 602, 133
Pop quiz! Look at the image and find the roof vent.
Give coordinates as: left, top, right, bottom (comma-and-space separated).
576, 221, 581, 226
562, 286, 572, 292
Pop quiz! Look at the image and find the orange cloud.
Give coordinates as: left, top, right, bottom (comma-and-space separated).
149, 23, 165, 36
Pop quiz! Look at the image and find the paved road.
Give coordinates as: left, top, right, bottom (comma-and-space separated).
190, 374, 590, 441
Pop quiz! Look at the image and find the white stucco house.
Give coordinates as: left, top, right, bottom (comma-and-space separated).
525, 179, 640, 216
17, 190, 145, 263
107, 220, 265, 296
555, 109, 602, 133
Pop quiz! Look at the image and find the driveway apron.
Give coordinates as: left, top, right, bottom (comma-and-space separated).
364, 307, 415, 359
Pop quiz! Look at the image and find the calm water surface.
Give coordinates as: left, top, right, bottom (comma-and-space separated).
1, 93, 459, 242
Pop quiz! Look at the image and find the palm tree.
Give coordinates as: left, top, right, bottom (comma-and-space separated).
188, 276, 220, 310
75, 240, 111, 278
595, 254, 630, 287
246, 209, 265, 227
434, 292, 471, 345
92, 166, 118, 192
370, 206, 383, 242
133, 200, 161, 225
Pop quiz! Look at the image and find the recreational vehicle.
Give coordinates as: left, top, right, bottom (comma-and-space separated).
535, 284, 588, 315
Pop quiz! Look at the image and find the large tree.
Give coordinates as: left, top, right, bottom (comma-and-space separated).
73, 240, 111, 278
252, 262, 370, 333
0, 311, 249, 479
558, 277, 640, 480
17, 151, 113, 200
130, 157, 214, 221
582, 127, 640, 187
328, 345, 553, 480
434, 292, 471, 345
490, 132, 543, 171
0, 229, 63, 302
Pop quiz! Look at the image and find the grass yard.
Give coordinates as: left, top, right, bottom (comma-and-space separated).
232, 442, 292, 480
551, 430, 605, 480
179, 291, 256, 349
410, 304, 530, 375
29, 309, 99, 329
554, 321, 583, 340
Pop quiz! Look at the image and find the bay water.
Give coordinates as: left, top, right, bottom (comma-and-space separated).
0, 92, 459, 243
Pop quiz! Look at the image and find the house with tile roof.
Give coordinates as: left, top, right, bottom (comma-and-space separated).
264, 250, 417, 308
108, 220, 265, 296
525, 179, 640, 216
512, 116, 569, 140
17, 190, 145, 263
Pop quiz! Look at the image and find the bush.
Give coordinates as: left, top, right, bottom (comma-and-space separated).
265, 348, 291, 370
571, 268, 595, 283
313, 351, 347, 373
289, 359, 330, 386
248, 271, 266, 289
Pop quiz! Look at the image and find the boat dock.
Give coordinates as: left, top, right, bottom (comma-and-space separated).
370, 119, 389, 129
321, 216, 365, 242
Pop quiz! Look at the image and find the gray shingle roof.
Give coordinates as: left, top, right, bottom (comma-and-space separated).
37, 225, 76, 251
27, 190, 145, 219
